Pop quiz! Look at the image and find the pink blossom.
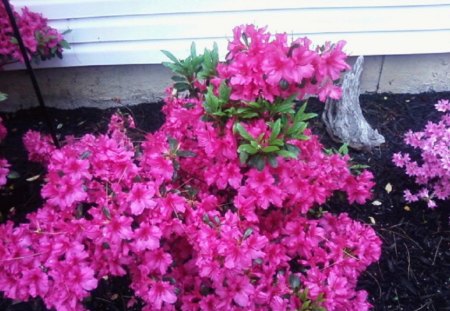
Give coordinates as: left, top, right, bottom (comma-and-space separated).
129, 182, 157, 215
147, 280, 177, 310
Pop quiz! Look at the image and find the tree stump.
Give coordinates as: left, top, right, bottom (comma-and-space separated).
322, 56, 385, 151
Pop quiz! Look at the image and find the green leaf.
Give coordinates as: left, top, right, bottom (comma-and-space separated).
295, 102, 317, 123
350, 164, 370, 170
219, 82, 231, 102
289, 274, 300, 290
59, 40, 70, 49
247, 101, 261, 109
161, 62, 178, 72
204, 86, 220, 113
252, 155, 265, 171
298, 112, 317, 122
273, 95, 296, 114
297, 101, 307, 115
8, 171, 20, 179
250, 140, 259, 149
270, 138, 284, 147
338, 143, 349, 155
238, 144, 258, 155
190, 42, 197, 57
239, 151, 249, 164
277, 150, 298, 159
0, 92, 7, 102
235, 123, 254, 141
243, 228, 253, 240
161, 50, 180, 64
171, 75, 186, 82
262, 146, 280, 153
270, 119, 281, 141
295, 134, 310, 140
62, 29, 72, 35
174, 82, 190, 92
268, 155, 278, 168
10, 37, 18, 44
286, 144, 300, 156
202, 214, 212, 225
242, 32, 249, 46
240, 112, 259, 119
80, 151, 91, 159
324, 148, 333, 155
301, 300, 311, 310
102, 206, 112, 220
177, 150, 196, 158
168, 137, 178, 152
248, 154, 265, 170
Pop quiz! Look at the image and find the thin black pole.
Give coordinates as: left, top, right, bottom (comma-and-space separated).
2, 0, 60, 148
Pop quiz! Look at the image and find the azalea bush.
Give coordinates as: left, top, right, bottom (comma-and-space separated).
0, 25, 381, 311
0, 0, 69, 67
393, 99, 450, 208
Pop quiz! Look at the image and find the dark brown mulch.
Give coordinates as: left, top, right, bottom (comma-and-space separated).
0, 92, 449, 311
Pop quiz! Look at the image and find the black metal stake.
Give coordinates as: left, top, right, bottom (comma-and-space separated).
2, 0, 60, 148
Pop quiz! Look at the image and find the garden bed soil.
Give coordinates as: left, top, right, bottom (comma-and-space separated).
0, 92, 449, 311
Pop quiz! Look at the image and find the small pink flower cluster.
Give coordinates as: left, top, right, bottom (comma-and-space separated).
0, 1, 67, 66
216, 25, 350, 102
0, 116, 9, 187
393, 99, 450, 208
0, 25, 381, 310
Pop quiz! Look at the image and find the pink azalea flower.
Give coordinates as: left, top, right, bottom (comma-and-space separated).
129, 182, 157, 215
148, 280, 177, 310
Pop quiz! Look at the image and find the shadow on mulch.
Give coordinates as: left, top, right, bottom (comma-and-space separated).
0, 92, 449, 311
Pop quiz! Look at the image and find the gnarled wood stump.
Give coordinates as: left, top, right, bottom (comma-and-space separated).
322, 56, 385, 150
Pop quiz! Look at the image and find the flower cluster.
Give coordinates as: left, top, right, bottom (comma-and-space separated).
0, 25, 381, 310
216, 24, 349, 102
0, 1, 69, 67
393, 99, 450, 208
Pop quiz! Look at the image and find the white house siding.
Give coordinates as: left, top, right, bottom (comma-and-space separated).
7, 0, 450, 68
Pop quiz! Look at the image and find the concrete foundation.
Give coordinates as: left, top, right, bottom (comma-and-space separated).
1, 53, 449, 112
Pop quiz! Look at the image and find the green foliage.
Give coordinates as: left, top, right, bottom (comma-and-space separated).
0, 92, 7, 102
162, 44, 320, 171
234, 101, 317, 170
162, 42, 219, 94
323, 143, 369, 174
297, 288, 326, 311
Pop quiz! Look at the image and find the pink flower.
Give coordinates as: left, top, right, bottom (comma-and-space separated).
0, 158, 10, 187
132, 223, 162, 251
143, 248, 172, 274
435, 99, 450, 112
21, 268, 49, 298
147, 280, 177, 310
129, 182, 157, 215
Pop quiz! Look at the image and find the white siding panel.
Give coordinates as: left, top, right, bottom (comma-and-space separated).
11, 0, 450, 19
53, 6, 450, 44
7, 30, 450, 70
6, 1, 450, 69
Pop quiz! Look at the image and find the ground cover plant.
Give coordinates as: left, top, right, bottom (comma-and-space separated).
393, 99, 450, 209
0, 25, 385, 310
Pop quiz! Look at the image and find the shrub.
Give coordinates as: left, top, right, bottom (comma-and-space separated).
0, 25, 381, 311
0, 1, 69, 67
393, 99, 450, 208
